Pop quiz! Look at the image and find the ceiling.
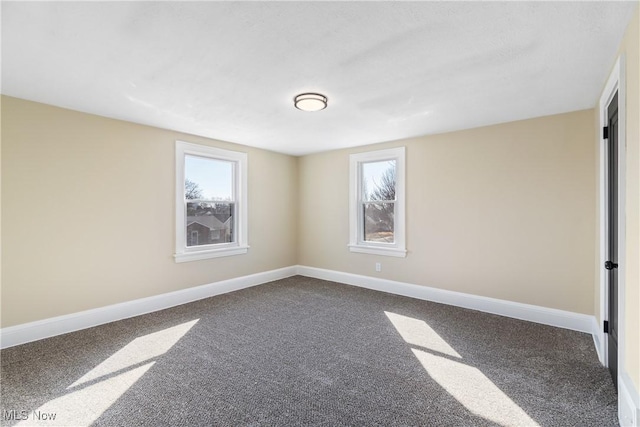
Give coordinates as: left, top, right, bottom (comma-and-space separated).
2, 2, 637, 156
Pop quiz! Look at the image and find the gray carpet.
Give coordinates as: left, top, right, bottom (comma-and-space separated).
0, 276, 618, 426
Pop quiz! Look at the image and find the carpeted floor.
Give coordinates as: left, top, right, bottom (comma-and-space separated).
1, 276, 618, 426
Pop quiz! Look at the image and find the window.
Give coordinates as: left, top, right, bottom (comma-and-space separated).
175, 141, 248, 262
349, 147, 406, 257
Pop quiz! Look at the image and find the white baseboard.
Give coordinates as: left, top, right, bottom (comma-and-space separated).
296, 265, 595, 334
0, 266, 297, 349
0, 264, 601, 352
591, 316, 606, 365
620, 372, 640, 426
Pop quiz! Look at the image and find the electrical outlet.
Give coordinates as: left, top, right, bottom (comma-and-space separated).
375, 262, 381, 272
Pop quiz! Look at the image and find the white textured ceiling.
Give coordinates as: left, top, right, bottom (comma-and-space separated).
2, 2, 637, 155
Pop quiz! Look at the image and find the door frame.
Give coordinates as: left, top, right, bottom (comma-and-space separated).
597, 56, 626, 387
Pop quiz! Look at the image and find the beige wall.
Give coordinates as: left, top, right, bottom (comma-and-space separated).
1, 96, 298, 328
299, 110, 596, 315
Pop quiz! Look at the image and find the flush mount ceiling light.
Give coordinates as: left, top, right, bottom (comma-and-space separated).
294, 93, 328, 112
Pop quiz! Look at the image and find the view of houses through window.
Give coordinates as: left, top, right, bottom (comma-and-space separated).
184, 155, 234, 247
362, 160, 396, 243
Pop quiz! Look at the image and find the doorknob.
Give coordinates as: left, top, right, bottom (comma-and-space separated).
605, 261, 618, 270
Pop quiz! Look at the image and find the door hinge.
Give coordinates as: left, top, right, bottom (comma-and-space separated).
604, 320, 609, 333
603, 126, 609, 139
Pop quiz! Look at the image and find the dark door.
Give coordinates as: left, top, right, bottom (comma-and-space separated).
606, 91, 619, 389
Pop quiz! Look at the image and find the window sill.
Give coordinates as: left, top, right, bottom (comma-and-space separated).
348, 245, 407, 258
174, 246, 249, 263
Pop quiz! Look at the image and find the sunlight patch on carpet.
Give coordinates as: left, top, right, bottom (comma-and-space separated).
17, 362, 155, 426
16, 319, 199, 426
412, 349, 539, 427
384, 311, 461, 358
386, 311, 538, 426
69, 319, 199, 388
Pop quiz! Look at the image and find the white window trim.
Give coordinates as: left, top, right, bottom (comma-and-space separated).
349, 147, 406, 258
175, 141, 248, 262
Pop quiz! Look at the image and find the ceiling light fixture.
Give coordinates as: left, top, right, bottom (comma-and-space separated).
294, 93, 328, 112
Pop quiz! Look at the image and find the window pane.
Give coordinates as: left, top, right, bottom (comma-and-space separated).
363, 202, 394, 243
184, 155, 235, 247
185, 155, 233, 201
362, 160, 396, 201
186, 202, 234, 246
